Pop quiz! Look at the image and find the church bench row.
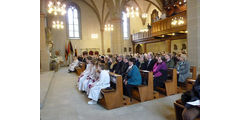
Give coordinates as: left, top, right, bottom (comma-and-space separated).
99, 66, 197, 109
98, 72, 125, 109
154, 68, 178, 96
77, 65, 197, 110
153, 66, 197, 96
174, 99, 200, 120
99, 71, 158, 109
131, 70, 156, 102
75, 63, 86, 76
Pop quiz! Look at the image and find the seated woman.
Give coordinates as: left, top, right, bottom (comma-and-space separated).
68, 56, 79, 72
123, 58, 142, 101
153, 56, 168, 89
87, 63, 110, 105
78, 56, 93, 91
176, 54, 190, 86
182, 74, 200, 120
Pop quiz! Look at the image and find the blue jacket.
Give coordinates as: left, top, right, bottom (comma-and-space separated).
127, 65, 142, 85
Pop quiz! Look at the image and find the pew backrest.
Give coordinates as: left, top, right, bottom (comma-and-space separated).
109, 72, 123, 95
190, 66, 197, 80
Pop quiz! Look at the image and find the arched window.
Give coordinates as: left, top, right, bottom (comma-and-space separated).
67, 4, 81, 39
122, 12, 130, 40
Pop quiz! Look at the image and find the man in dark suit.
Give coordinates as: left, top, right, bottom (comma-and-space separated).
145, 52, 157, 71
113, 55, 125, 75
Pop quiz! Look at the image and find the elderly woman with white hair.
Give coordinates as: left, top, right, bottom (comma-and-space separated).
176, 54, 190, 86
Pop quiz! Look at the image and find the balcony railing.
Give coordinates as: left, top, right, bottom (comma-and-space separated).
132, 31, 151, 41
151, 11, 187, 36
131, 11, 187, 42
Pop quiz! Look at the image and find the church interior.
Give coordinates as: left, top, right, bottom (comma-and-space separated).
40, 0, 200, 120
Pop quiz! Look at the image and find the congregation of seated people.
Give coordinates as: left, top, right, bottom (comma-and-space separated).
68, 50, 191, 104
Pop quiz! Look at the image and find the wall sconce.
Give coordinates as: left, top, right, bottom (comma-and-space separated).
91, 34, 98, 39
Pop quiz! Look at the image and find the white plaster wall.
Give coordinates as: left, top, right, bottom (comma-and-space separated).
129, 16, 145, 34
51, 0, 112, 59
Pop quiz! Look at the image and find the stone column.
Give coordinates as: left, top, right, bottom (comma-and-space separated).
110, 18, 123, 54
165, 40, 171, 53
100, 28, 105, 55
40, 13, 50, 71
187, 0, 200, 73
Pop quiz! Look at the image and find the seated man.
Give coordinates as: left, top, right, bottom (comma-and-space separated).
144, 52, 157, 71
68, 56, 79, 72
123, 58, 142, 102
112, 55, 125, 75
165, 53, 175, 68
87, 63, 110, 105
182, 74, 200, 120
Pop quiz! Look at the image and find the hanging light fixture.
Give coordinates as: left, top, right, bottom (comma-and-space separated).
126, 7, 139, 18
48, 0, 66, 16
178, 17, 184, 25
171, 17, 184, 26
52, 21, 64, 29
142, 13, 148, 18
104, 24, 114, 31
171, 17, 178, 26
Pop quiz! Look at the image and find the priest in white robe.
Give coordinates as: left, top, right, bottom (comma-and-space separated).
88, 64, 110, 105
68, 56, 79, 72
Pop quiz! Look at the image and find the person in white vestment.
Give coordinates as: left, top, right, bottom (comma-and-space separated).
88, 63, 110, 105
68, 56, 79, 72
78, 56, 93, 91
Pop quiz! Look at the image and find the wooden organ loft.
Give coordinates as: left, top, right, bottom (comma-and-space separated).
132, 0, 187, 54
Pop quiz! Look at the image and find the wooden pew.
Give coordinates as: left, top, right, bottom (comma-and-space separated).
174, 99, 200, 120
186, 66, 197, 90
156, 68, 178, 96
131, 70, 155, 102
98, 72, 125, 109
75, 63, 85, 76
190, 66, 197, 80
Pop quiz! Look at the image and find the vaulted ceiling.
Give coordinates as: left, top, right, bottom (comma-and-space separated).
76, 0, 165, 26
41, 0, 165, 26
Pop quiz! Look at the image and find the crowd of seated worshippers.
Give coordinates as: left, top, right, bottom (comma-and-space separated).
70, 50, 191, 104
